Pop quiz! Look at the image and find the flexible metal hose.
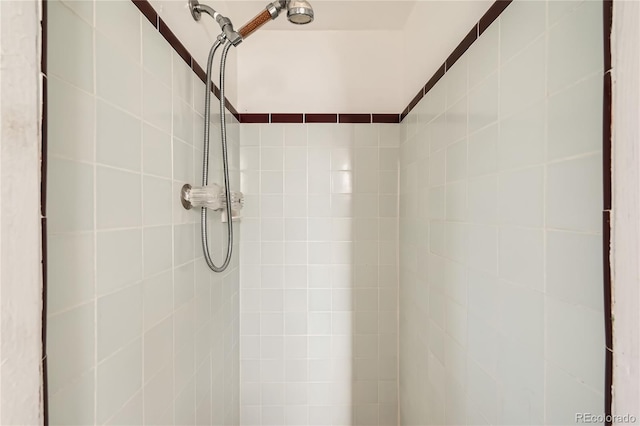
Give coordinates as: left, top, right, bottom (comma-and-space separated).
201, 38, 234, 272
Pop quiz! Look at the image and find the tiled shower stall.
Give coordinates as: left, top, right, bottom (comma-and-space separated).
44, 0, 608, 425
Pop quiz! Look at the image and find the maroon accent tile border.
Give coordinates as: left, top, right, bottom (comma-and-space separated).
603, 0, 613, 72
158, 18, 191, 67
41, 76, 48, 217
41, 216, 49, 426
339, 114, 371, 123
239, 113, 270, 123
603, 210, 613, 425
479, 0, 513, 35
192, 61, 207, 85
445, 26, 478, 71
305, 113, 338, 123
225, 100, 240, 121
603, 72, 612, 211
407, 91, 424, 114
424, 64, 446, 95
271, 113, 304, 123
372, 114, 400, 124
132, 0, 158, 28
40, 3, 49, 424
602, 1, 613, 420
41, 0, 47, 75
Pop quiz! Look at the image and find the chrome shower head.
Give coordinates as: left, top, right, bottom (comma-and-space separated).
286, 0, 314, 25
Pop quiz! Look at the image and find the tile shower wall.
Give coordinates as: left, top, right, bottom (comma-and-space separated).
239, 124, 400, 426
46, 1, 240, 424
399, 1, 605, 424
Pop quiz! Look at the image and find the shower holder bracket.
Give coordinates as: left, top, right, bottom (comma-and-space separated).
180, 183, 244, 219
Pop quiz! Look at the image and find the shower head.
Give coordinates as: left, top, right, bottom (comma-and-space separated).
286, 0, 314, 25
238, 0, 314, 39
189, 0, 314, 43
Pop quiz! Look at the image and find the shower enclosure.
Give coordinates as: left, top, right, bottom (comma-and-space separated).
44, 0, 609, 425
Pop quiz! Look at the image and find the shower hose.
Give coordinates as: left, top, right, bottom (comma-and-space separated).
200, 37, 234, 272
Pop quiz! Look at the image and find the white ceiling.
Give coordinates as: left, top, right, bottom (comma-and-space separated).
150, 0, 494, 112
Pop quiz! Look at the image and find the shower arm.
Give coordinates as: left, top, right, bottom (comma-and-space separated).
188, 0, 243, 45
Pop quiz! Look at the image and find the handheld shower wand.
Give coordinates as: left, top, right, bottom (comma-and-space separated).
184, 0, 314, 272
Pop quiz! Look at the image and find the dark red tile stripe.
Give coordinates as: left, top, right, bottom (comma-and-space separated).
603, 72, 612, 211
224, 98, 239, 119
239, 113, 270, 123
40, 2, 49, 425
603, 210, 613, 426
305, 114, 337, 123
271, 113, 304, 123
372, 114, 400, 124
192, 60, 206, 85
446, 26, 478, 70
158, 18, 191, 67
339, 114, 371, 124
479, 0, 513, 35
405, 90, 424, 117
424, 64, 446, 95
132, 0, 158, 28
41, 216, 49, 426
41, 0, 47, 75
602, 1, 613, 419
603, 0, 613, 72
41, 76, 48, 217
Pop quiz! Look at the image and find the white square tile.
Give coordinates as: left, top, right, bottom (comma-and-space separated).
547, 74, 602, 160
261, 124, 285, 146
468, 72, 498, 133
97, 229, 142, 295
498, 166, 544, 227
47, 304, 95, 394
500, 0, 546, 63
97, 283, 143, 361
142, 124, 172, 179
48, 76, 95, 162
545, 296, 605, 391
172, 54, 193, 106
546, 154, 602, 232
47, 233, 95, 315
48, 0, 94, 92
468, 123, 498, 177
96, 339, 142, 424
49, 370, 95, 426
544, 363, 603, 425
96, 167, 142, 229
96, 33, 141, 116
499, 101, 545, 170
546, 230, 602, 311
142, 21, 171, 87
498, 227, 544, 291
142, 176, 172, 227
468, 22, 499, 89
142, 271, 173, 331
548, 1, 603, 93
95, 0, 140, 63
47, 158, 94, 233
143, 71, 172, 134
502, 35, 545, 117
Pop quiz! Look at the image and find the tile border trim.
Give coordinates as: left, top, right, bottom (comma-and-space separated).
602, 0, 613, 423
238, 113, 400, 124
40, 1, 49, 425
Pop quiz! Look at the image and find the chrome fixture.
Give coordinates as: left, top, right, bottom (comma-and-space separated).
286, 0, 314, 24
184, 0, 314, 272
